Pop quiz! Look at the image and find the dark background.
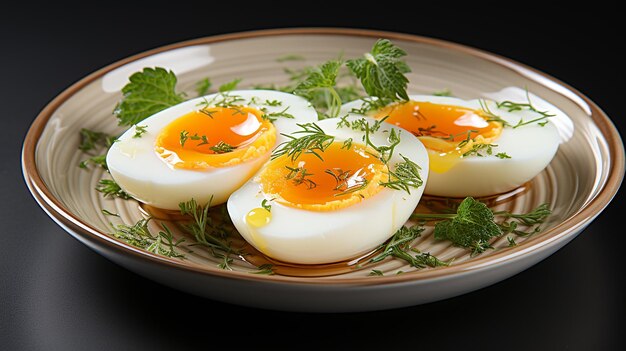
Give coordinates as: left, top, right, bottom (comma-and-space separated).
1, 4, 624, 350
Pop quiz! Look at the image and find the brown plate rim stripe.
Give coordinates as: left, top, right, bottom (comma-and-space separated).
21, 27, 625, 286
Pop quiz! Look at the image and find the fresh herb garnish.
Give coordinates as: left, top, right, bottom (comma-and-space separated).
324, 168, 369, 196
114, 67, 184, 126
111, 218, 185, 258
480, 91, 555, 129
496, 89, 555, 128
276, 54, 306, 62
362, 119, 400, 163
494, 203, 551, 236
261, 106, 295, 122
379, 154, 423, 194
433, 88, 453, 97
78, 129, 116, 170
294, 60, 343, 118
133, 125, 147, 138
261, 199, 272, 212
179, 130, 210, 147
79, 128, 116, 152
462, 143, 496, 157
347, 39, 411, 109
210, 141, 235, 154
369, 269, 384, 276
264, 99, 283, 106
253, 264, 275, 275
218, 78, 242, 92
96, 179, 131, 199
507, 236, 518, 247
195, 77, 212, 96
285, 166, 317, 189
369, 225, 447, 269
79, 155, 108, 170
341, 138, 353, 150
198, 92, 246, 110
271, 123, 335, 161
495, 152, 511, 159
411, 198, 552, 255
101, 209, 120, 217
178, 198, 235, 254
432, 197, 501, 248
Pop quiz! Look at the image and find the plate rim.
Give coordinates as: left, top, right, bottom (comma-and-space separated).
22, 27, 625, 286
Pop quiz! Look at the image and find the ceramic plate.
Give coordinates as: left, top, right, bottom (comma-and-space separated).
22, 28, 624, 312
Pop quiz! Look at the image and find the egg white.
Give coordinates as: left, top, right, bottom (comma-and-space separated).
341, 95, 561, 197
227, 116, 429, 264
106, 90, 317, 210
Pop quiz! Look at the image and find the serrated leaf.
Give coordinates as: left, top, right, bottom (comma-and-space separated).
433, 197, 501, 247
347, 39, 410, 102
114, 67, 184, 126
295, 60, 341, 91
294, 60, 342, 117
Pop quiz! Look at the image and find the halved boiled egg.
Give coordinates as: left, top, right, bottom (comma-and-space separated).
106, 90, 317, 210
341, 95, 560, 197
227, 117, 428, 264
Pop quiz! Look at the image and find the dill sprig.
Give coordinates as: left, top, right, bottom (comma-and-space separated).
111, 218, 185, 259
271, 123, 335, 161
133, 125, 147, 138
178, 199, 241, 270
324, 168, 369, 196
96, 179, 131, 199
253, 264, 275, 275
78, 128, 116, 170
285, 166, 317, 189
210, 141, 235, 154
462, 143, 496, 157
480, 90, 556, 129
79, 155, 108, 170
369, 225, 446, 269
79, 128, 116, 152
197, 92, 246, 110
496, 89, 555, 128
362, 120, 400, 163
179, 130, 210, 147
379, 155, 423, 194
261, 106, 295, 122
178, 198, 234, 253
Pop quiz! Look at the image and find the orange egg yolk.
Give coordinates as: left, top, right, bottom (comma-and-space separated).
373, 101, 503, 173
258, 142, 387, 211
155, 106, 276, 169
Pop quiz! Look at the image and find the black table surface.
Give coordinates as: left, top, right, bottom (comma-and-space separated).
2, 5, 624, 350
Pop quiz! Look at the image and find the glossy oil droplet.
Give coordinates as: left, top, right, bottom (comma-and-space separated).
246, 207, 272, 227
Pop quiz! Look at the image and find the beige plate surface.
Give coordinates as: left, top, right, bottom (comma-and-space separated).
22, 28, 624, 312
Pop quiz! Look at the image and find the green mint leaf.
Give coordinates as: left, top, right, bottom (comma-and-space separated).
347, 39, 410, 102
433, 197, 501, 247
114, 67, 184, 126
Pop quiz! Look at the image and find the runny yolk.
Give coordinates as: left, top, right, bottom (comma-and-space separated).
374, 101, 503, 173
257, 142, 387, 211
155, 106, 276, 169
